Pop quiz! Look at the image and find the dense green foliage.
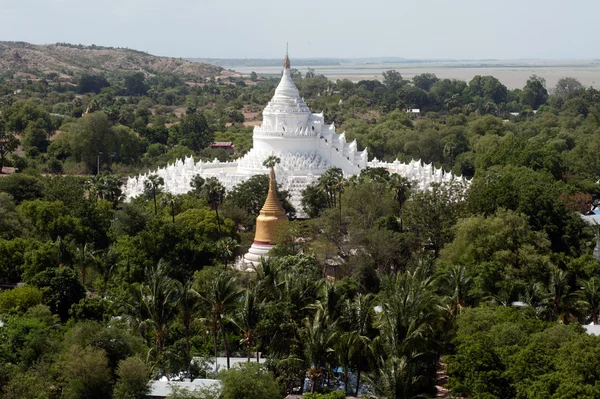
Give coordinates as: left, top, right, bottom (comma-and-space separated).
0, 63, 599, 398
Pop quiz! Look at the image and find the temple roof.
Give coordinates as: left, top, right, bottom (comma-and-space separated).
263, 55, 309, 115
284, 44, 291, 69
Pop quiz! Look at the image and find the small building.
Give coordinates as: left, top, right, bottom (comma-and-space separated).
406, 108, 420, 119
209, 142, 235, 154
147, 378, 221, 399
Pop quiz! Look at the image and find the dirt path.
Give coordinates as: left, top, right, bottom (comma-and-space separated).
436, 360, 451, 399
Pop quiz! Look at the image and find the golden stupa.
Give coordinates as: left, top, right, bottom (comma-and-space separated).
242, 167, 287, 269
254, 167, 288, 244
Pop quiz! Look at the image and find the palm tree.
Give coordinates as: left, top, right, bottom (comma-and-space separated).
443, 265, 472, 317
388, 174, 412, 230
309, 281, 336, 319
179, 279, 200, 370
378, 268, 443, 350
74, 242, 99, 286
343, 293, 374, 396
84, 175, 100, 200
190, 174, 205, 196
140, 260, 182, 355
262, 155, 281, 170
488, 280, 521, 308
335, 332, 357, 396
161, 192, 181, 224
216, 237, 239, 269
95, 250, 115, 298
540, 266, 575, 323
98, 173, 123, 204
231, 287, 261, 362
197, 271, 240, 370
202, 177, 226, 238
366, 352, 431, 399
53, 236, 74, 267
521, 280, 545, 310
577, 277, 600, 324
254, 258, 281, 302
319, 167, 345, 225
302, 310, 337, 393
144, 174, 164, 215
370, 267, 444, 398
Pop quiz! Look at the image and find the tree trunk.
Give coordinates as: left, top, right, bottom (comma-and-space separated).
219, 314, 230, 369
153, 187, 158, 215
156, 326, 164, 355
344, 369, 349, 396
213, 319, 219, 373
338, 192, 342, 228
185, 317, 191, 368
355, 353, 362, 397
171, 204, 175, 224
0, 152, 4, 174
399, 209, 403, 232
81, 267, 87, 286
215, 206, 222, 238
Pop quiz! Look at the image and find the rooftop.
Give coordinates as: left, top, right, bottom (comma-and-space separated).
148, 379, 220, 398
210, 141, 235, 147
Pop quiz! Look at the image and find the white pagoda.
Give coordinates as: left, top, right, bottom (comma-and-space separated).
124, 51, 463, 216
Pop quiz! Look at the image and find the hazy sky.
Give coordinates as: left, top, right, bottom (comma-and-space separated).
1, 0, 599, 60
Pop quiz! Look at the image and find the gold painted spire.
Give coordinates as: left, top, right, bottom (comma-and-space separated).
253, 167, 288, 244
283, 43, 291, 69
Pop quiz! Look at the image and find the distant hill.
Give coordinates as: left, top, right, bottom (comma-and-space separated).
0, 41, 230, 79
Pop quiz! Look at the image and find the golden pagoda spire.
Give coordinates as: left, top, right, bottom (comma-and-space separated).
283, 43, 291, 69
253, 165, 287, 244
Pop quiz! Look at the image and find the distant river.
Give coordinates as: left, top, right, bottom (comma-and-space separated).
223, 60, 600, 90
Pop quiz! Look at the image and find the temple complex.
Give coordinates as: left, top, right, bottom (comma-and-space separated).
123, 51, 464, 217
241, 166, 288, 269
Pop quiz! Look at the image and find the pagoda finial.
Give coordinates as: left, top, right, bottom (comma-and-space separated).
284, 43, 291, 69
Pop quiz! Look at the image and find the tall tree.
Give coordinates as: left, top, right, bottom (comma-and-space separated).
578, 277, 600, 325
216, 237, 239, 269
161, 192, 181, 224
74, 242, 99, 286
198, 271, 240, 370
190, 174, 205, 196
554, 77, 585, 100
369, 267, 443, 399
302, 309, 337, 393
319, 167, 345, 225
140, 260, 182, 354
231, 286, 261, 362
343, 293, 375, 396
262, 155, 281, 169
0, 119, 18, 174
178, 279, 200, 371
202, 177, 226, 238
403, 181, 467, 257
144, 175, 164, 216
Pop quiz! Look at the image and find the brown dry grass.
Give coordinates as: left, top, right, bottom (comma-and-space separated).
0, 41, 225, 79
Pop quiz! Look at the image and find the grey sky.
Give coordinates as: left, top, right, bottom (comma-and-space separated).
1, 0, 599, 60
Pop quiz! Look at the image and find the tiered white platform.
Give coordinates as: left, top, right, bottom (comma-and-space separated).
123, 55, 466, 215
